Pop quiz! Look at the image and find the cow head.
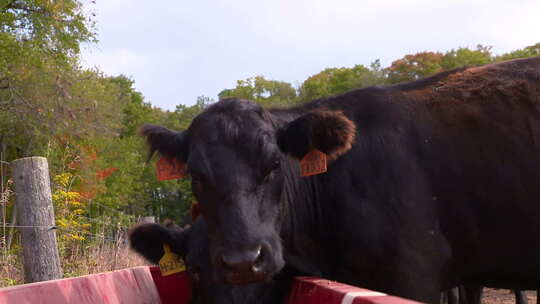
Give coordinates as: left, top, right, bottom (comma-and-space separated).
129, 219, 293, 304
140, 98, 355, 284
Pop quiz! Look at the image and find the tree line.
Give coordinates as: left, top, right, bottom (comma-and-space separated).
220, 43, 540, 106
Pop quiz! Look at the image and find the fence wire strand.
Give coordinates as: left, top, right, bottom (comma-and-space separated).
3, 224, 125, 243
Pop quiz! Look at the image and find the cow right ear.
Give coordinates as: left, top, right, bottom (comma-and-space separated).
276, 110, 356, 160
129, 223, 188, 264
139, 124, 188, 162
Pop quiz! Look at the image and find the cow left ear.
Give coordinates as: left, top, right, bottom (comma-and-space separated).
139, 124, 188, 162
277, 110, 356, 160
129, 223, 188, 264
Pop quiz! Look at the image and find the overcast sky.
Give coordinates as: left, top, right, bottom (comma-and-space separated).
80, 0, 540, 110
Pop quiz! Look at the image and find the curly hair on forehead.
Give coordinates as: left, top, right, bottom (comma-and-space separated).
191, 99, 276, 147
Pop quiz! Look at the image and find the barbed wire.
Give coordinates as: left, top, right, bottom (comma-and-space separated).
57, 226, 119, 243
2, 212, 138, 231
89, 201, 136, 219
76, 215, 133, 227
2, 224, 127, 243
2, 214, 139, 228
3, 225, 56, 229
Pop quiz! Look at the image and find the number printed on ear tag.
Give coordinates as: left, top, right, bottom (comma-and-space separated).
159, 243, 186, 276
156, 156, 186, 181
300, 149, 327, 177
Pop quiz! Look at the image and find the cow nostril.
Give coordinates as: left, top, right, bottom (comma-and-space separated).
253, 246, 264, 267
220, 253, 232, 270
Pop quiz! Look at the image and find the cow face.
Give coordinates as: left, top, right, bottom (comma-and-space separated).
140, 99, 355, 284
129, 219, 292, 304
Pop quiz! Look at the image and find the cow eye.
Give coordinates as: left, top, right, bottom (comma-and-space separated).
272, 159, 281, 170
263, 159, 280, 183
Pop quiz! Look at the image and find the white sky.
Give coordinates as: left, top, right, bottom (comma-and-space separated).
80, 0, 540, 110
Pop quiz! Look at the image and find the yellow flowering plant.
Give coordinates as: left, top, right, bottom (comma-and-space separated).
52, 173, 90, 243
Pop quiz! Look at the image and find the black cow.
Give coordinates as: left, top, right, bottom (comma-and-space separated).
141, 57, 540, 303
129, 219, 299, 303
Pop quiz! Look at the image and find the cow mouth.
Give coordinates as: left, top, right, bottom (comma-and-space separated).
224, 271, 269, 285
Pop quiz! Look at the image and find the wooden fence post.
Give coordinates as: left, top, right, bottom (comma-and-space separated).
11, 157, 63, 283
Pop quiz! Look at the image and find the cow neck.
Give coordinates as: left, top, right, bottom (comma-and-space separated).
279, 156, 330, 276
268, 109, 331, 276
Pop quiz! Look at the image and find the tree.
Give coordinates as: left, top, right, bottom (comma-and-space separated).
1, 0, 97, 159
495, 42, 540, 61
218, 76, 297, 107
441, 45, 493, 69
0, 0, 95, 65
168, 95, 214, 130
385, 52, 444, 84
299, 62, 384, 101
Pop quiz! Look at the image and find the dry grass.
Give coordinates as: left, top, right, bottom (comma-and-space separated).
0, 252, 21, 287
61, 240, 150, 279
0, 239, 149, 288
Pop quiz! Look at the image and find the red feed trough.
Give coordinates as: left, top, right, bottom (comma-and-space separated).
287, 277, 422, 304
0, 267, 422, 304
0, 267, 160, 304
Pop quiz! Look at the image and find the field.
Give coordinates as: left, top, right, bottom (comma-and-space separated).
483, 289, 537, 304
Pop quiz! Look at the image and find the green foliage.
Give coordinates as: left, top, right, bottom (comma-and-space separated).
383, 44, 536, 84
112, 75, 155, 138
495, 42, 540, 61
299, 62, 385, 101
1, 0, 195, 235
217, 43, 539, 105
169, 95, 213, 130
441, 45, 493, 69
218, 76, 297, 107
0, 0, 95, 74
385, 51, 444, 84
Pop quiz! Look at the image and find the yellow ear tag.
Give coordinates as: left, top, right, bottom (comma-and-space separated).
159, 243, 186, 276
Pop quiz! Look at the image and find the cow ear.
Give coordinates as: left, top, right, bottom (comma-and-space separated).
139, 124, 188, 162
129, 223, 188, 264
277, 110, 356, 160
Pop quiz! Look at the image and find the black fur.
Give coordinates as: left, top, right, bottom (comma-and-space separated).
139, 124, 188, 161
129, 223, 187, 264
277, 110, 356, 159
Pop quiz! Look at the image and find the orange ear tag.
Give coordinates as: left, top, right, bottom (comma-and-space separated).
300, 149, 327, 177
156, 156, 186, 181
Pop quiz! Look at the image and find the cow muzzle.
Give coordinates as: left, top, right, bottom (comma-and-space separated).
217, 242, 273, 285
